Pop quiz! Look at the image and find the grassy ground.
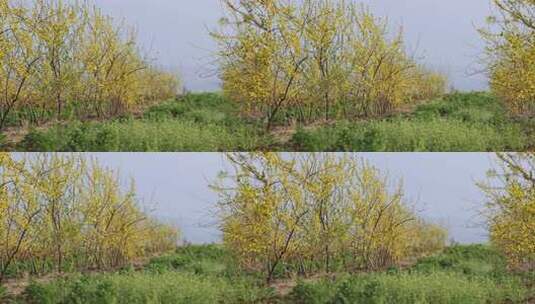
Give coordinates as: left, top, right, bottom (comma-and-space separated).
288, 245, 533, 304
291, 93, 534, 151
2, 244, 532, 303
9, 93, 273, 152
2, 92, 534, 151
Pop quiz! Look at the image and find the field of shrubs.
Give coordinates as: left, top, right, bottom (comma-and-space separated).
1, 153, 533, 303
1, 0, 533, 152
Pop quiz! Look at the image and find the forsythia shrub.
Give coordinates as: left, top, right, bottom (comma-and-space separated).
0, 153, 179, 282
213, 153, 447, 282
0, 0, 180, 129
481, 0, 535, 115
480, 153, 535, 271
213, 0, 447, 129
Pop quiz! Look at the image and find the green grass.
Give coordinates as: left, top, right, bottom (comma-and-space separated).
289, 245, 532, 304
6, 92, 535, 151
0, 133, 6, 148
411, 245, 508, 277
144, 245, 245, 278
0, 285, 7, 302
18, 93, 272, 152
18, 245, 274, 304
19, 119, 265, 151
291, 119, 526, 152
291, 92, 533, 152
9, 244, 532, 304
290, 271, 525, 304
23, 271, 272, 304
0, 257, 79, 281
0, 102, 93, 129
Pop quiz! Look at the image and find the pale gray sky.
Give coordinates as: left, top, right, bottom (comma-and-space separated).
92, 0, 493, 92
72, 153, 497, 245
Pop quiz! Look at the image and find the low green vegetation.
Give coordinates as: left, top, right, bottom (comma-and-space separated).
20, 119, 264, 152
4, 244, 532, 304
23, 271, 269, 304
291, 272, 524, 304
289, 245, 532, 304
13, 245, 274, 304
16, 93, 272, 152
4, 92, 534, 152
291, 93, 534, 151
